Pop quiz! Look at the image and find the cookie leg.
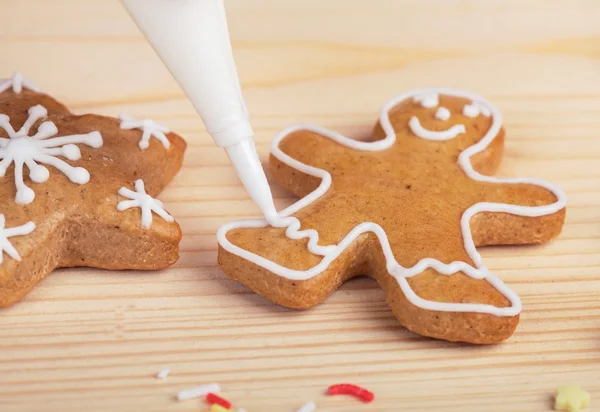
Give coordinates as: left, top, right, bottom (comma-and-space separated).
219, 224, 374, 309
377, 265, 520, 344
471, 181, 566, 246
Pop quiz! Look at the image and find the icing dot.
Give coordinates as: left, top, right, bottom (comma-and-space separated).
69, 167, 90, 184
87, 131, 103, 148
463, 101, 492, 118
413, 93, 439, 108
463, 103, 480, 118
61, 144, 81, 160
37, 121, 58, 137
28, 104, 47, 118
15, 187, 35, 205
30, 165, 49, 183
435, 107, 451, 121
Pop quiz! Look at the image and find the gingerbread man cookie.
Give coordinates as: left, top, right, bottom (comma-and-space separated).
0, 73, 186, 307
218, 88, 566, 344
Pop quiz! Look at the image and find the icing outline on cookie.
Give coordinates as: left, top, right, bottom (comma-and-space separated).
217, 88, 567, 317
0, 104, 103, 204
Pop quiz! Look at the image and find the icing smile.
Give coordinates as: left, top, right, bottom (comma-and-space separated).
408, 116, 466, 140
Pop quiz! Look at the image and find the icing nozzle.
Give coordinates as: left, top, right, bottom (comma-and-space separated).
121, 0, 279, 222
225, 138, 279, 223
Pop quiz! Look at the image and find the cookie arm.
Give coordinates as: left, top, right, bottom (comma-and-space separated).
470, 181, 566, 246
270, 127, 356, 198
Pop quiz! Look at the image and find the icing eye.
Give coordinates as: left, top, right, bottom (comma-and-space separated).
435, 107, 451, 121
463, 101, 492, 118
413, 93, 439, 108
463, 103, 480, 118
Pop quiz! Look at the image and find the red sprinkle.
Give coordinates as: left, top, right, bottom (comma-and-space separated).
205, 393, 232, 409
327, 383, 375, 403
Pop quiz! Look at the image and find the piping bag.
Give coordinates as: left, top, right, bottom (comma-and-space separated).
121, 0, 279, 223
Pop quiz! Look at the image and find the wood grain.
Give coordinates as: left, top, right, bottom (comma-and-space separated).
0, 0, 599, 410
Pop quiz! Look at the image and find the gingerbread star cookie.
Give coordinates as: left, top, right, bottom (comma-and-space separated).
218, 88, 566, 344
0, 73, 186, 307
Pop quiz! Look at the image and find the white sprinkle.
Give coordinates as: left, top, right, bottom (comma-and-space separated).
237, 409, 248, 412
156, 368, 170, 380
297, 401, 316, 412
177, 383, 221, 401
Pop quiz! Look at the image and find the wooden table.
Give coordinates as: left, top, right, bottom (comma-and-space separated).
1, 1, 599, 411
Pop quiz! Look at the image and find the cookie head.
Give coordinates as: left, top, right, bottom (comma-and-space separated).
374, 90, 504, 174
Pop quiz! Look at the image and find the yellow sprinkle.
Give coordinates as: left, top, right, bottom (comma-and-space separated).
555, 385, 591, 412
210, 404, 232, 412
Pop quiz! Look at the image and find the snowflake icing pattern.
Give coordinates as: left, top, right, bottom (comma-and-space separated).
117, 179, 174, 229
0, 72, 41, 94
0, 214, 35, 264
0, 104, 103, 204
119, 113, 171, 150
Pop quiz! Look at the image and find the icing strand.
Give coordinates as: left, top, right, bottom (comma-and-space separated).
435, 107, 451, 121
0, 214, 35, 264
117, 179, 174, 229
0, 104, 103, 204
0, 72, 41, 94
408, 116, 465, 140
119, 113, 171, 150
217, 88, 567, 317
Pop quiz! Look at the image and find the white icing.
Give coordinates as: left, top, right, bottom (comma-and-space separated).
217, 88, 567, 317
117, 179, 174, 229
156, 368, 170, 380
177, 383, 221, 401
0, 72, 41, 94
119, 113, 171, 150
435, 107, 451, 121
409, 116, 465, 140
0, 104, 103, 204
413, 92, 439, 108
297, 401, 316, 412
463, 101, 491, 118
0, 214, 35, 264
